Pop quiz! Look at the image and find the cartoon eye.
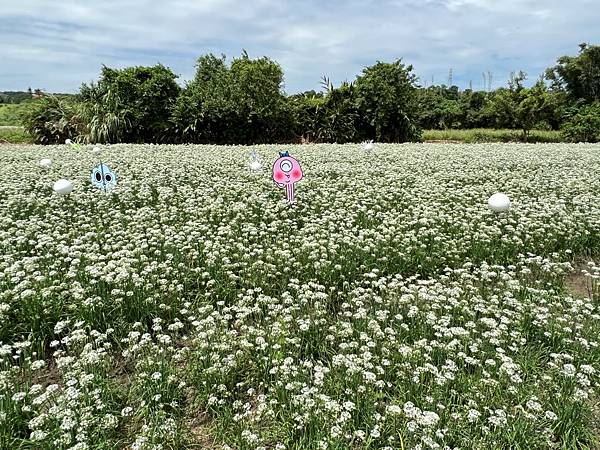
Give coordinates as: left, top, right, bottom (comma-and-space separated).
280, 160, 292, 172
105, 173, 112, 182
95, 172, 102, 182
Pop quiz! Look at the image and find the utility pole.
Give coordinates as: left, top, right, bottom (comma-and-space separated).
448, 68, 453, 87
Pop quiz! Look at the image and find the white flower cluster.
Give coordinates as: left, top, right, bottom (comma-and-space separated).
0, 142, 599, 448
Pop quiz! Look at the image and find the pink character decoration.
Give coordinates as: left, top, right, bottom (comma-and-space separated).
272, 151, 303, 204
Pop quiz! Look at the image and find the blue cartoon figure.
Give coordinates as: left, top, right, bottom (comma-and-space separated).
91, 163, 117, 192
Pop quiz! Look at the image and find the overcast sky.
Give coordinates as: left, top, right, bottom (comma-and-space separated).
1, 0, 599, 94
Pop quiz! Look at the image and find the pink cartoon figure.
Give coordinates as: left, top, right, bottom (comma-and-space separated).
272, 151, 303, 204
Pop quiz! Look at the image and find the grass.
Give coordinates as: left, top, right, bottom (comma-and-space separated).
0, 103, 31, 126
0, 103, 32, 143
422, 128, 564, 143
0, 126, 32, 144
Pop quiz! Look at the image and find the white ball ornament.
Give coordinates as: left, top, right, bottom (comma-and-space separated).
39, 158, 52, 169
488, 193, 511, 212
53, 179, 74, 196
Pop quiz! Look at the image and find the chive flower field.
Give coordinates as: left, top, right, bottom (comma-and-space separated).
1, 143, 599, 449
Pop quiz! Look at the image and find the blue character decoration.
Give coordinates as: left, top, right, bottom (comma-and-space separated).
91, 163, 117, 192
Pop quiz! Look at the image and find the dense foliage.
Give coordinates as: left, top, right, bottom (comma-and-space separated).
170, 53, 293, 144
561, 101, 600, 142
0, 91, 75, 104
355, 60, 422, 142
482, 73, 559, 141
21, 95, 84, 145
546, 43, 600, 103
18, 44, 600, 144
79, 65, 180, 144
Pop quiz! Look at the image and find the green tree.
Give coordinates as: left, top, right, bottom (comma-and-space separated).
317, 81, 359, 143
415, 85, 493, 130
485, 72, 553, 141
354, 59, 421, 142
459, 89, 492, 128
23, 95, 85, 144
561, 102, 600, 142
546, 43, 600, 103
230, 52, 293, 143
288, 90, 326, 142
80, 64, 180, 143
170, 54, 238, 143
171, 52, 292, 144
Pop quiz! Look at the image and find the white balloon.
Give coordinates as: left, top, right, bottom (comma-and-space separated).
250, 161, 262, 171
53, 179, 74, 196
39, 158, 52, 168
488, 193, 511, 212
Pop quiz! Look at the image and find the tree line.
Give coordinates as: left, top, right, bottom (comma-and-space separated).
22, 43, 600, 144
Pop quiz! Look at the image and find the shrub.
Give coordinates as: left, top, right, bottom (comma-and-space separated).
79, 64, 180, 143
288, 91, 324, 142
561, 102, 600, 142
314, 82, 359, 143
170, 53, 293, 144
230, 52, 294, 143
354, 59, 422, 142
170, 54, 237, 144
22, 95, 84, 144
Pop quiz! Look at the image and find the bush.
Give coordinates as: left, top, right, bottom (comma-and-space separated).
22, 95, 84, 144
292, 60, 423, 144
170, 54, 236, 144
80, 64, 180, 143
170, 53, 293, 144
230, 53, 294, 143
288, 91, 324, 142
314, 82, 360, 143
354, 59, 422, 142
561, 102, 600, 142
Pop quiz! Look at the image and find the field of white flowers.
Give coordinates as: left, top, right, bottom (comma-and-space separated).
1, 143, 600, 450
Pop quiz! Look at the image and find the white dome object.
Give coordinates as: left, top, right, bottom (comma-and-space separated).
363, 141, 374, 152
65, 139, 72, 145
93, 146, 102, 156
250, 161, 262, 171
53, 179, 74, 196
488, 193, 511, 212
39, 158, 52, 168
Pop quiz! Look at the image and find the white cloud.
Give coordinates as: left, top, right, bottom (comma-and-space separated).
0, 0, 599, 93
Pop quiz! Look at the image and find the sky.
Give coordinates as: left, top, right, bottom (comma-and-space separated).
1, 0, 600, 94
